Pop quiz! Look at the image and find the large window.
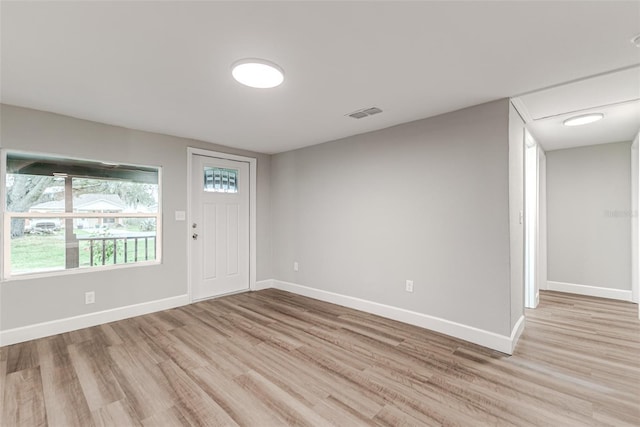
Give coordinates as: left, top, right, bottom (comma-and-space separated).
3, 152, 161, 278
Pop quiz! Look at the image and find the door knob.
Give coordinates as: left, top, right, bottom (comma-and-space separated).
192, 233, 198, 240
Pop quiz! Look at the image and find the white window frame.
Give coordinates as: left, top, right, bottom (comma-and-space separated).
1, 149, 163, 281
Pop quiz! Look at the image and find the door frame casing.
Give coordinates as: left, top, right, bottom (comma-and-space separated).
524, 130, 540, 309
186, 147, 257, 302
632, 135, 639, 312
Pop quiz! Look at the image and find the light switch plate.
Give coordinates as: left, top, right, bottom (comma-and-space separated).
175, 210, 186, 221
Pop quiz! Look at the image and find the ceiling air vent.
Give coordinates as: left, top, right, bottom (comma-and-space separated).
347, 107, 383, 119
348, 111, 369, 119
362, 107, 382, 116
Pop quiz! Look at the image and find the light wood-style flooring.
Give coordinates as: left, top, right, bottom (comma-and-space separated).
1, 289, 639, 426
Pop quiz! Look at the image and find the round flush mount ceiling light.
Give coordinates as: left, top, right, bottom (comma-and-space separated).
563, 113, 604, 127
231, 58, 284, 88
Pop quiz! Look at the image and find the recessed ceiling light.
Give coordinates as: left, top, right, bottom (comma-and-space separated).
632, 34, 640, 47
563, 113, 604, 127
231, 58, 284, 89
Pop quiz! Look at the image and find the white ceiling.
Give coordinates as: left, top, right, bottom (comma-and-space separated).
2, 1, 640, 154
513, 67, 640, 151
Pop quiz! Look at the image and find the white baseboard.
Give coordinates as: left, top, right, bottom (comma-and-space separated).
2, 279, 527, 352
253, 279, 274, 291
261, 279, 519, 355
0, 294, 189, 347
510, 315, 525, 354
547, 281, 632, 302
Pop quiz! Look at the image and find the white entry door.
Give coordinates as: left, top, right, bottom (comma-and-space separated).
191, 154, 250, 300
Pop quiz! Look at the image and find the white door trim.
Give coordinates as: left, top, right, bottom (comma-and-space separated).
631, 135, 639, 313
187, 147, 257, 302
524, 130, 539, 309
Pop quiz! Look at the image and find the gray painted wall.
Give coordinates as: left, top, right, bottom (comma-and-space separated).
547, 141, 632, 291
508, 103, 525, 329
271, 99, 513, 336
0, 104, 271, 330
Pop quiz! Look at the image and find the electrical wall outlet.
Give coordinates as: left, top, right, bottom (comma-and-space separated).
293, 262, 299, 272
85, 291, 95, 304
405, 280, 414, 293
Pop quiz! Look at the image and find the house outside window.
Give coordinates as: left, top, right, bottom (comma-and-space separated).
2, 152, 161, 278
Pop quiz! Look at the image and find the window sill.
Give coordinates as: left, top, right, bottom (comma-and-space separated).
1, 259, 162, 283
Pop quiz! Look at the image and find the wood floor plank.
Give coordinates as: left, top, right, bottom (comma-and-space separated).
1, 289, 638, 426
2, 367, 47, 427
0, 345, 7, 418
255, 337, 385, 418
36, 336, 94, 427
312, 395, 376, 426
157, 359, 239, 426
67, 340, 125, 412
106, 344, 175, 421
443, 348, 594, 422
188, 364, 287, 426
6, 340, 39, 374
364, 366, 500, 426
235, 369, 332, 426
91, 399, 140, 427
97, 324, 125, 347
109, 318, 170, 365
373, 403, 436, 427
140, 406, 189, 427
593, 401, 640, 427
